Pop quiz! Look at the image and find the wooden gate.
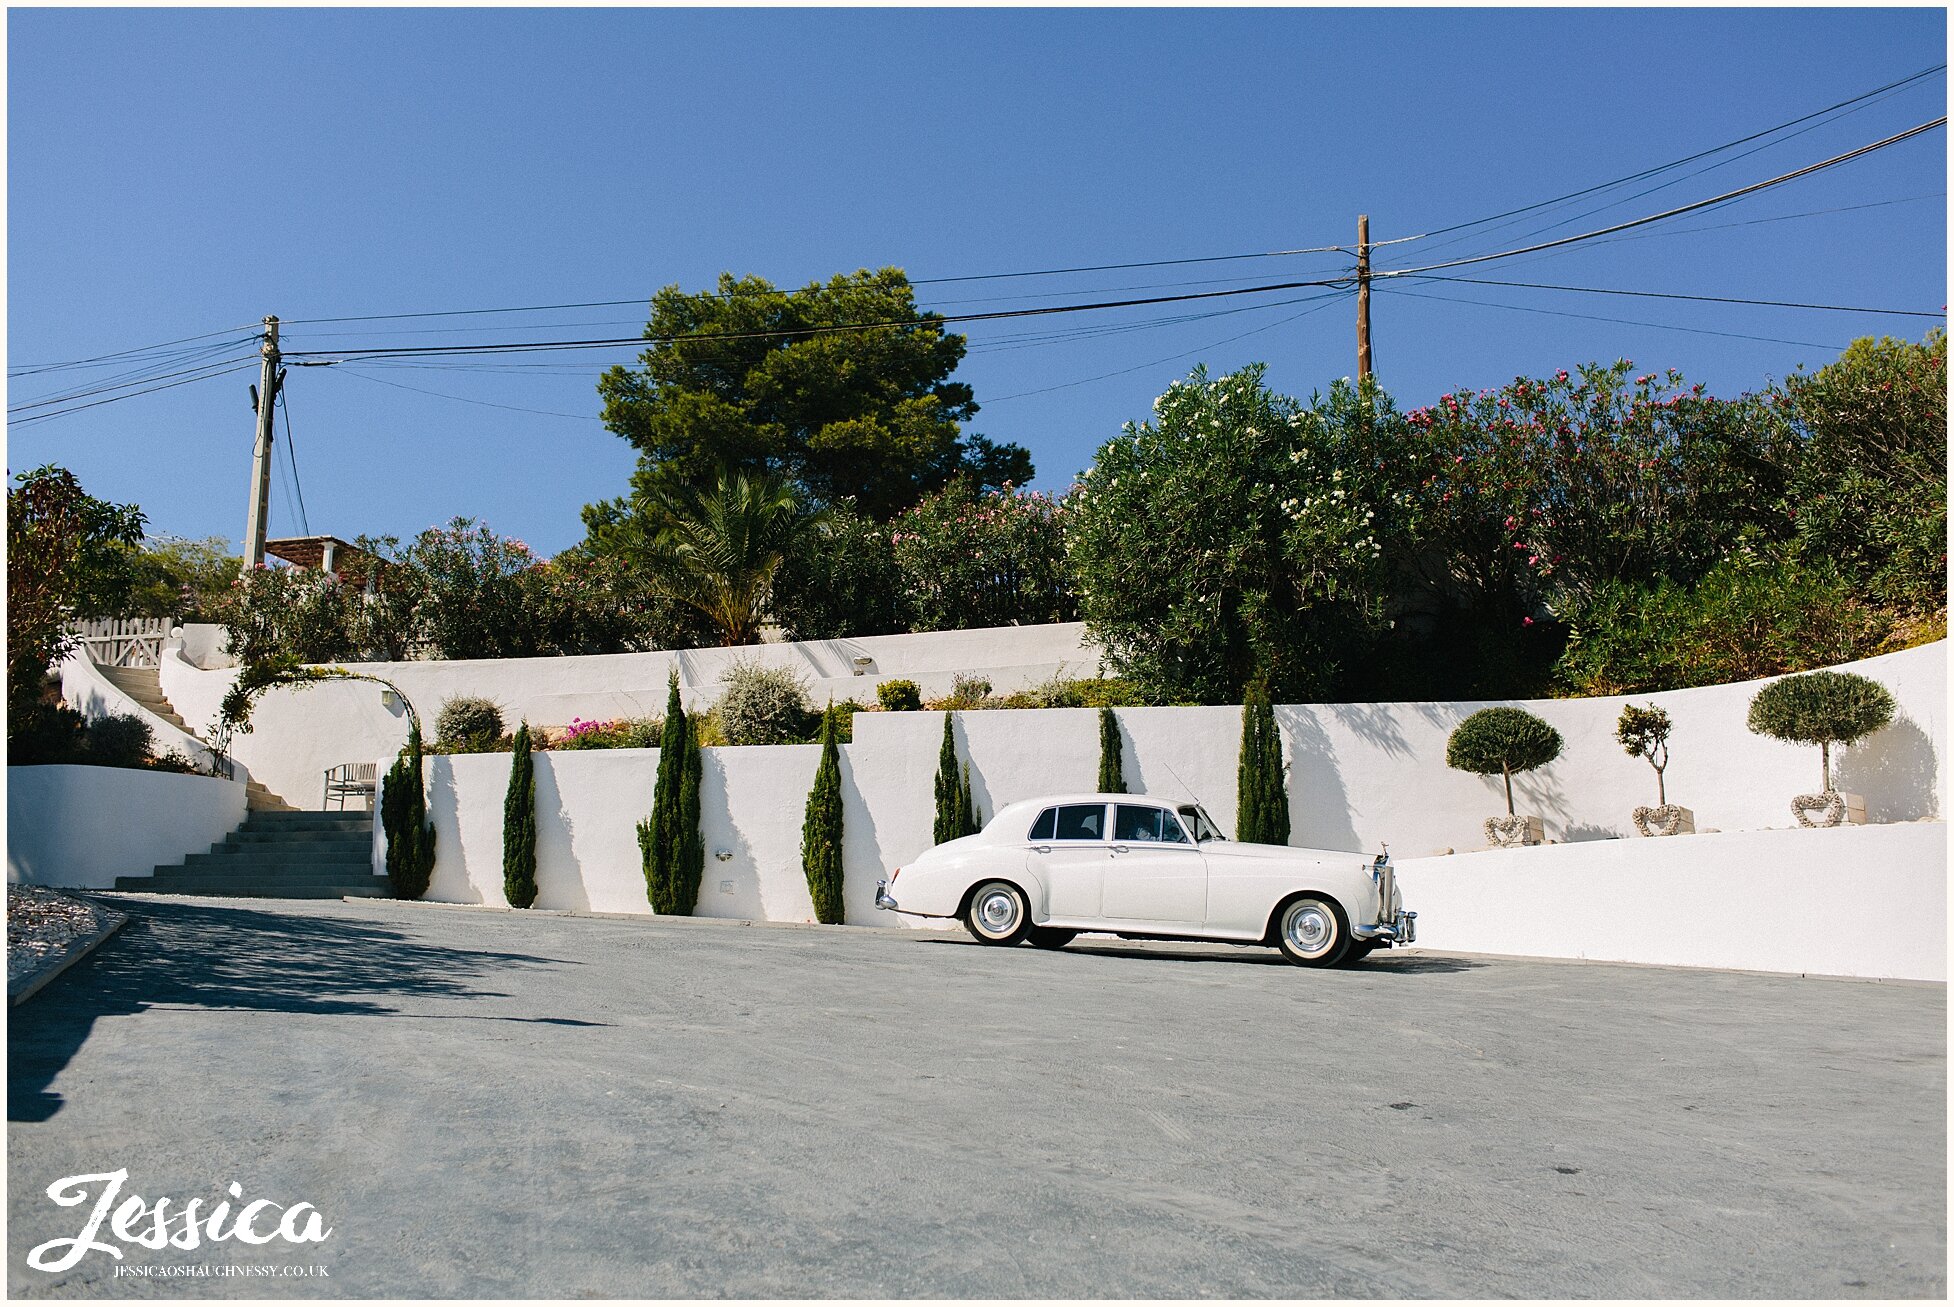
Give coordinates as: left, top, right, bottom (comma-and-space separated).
68, 617, 171, 668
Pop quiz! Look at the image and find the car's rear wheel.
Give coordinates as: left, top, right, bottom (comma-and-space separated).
963, 881, 1032, 945
1273, 895, 1350, 968
1027, 927, 1077, 950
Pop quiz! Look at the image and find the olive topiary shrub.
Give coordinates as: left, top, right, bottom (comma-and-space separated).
1615, 704, 1674, 807
876, 679, 923, 712
502, 722, 537, 909
1747, 670, 1895, 793
436, 695, 505, 749
712, 659, 811, 746
1446, 707, 1563, 816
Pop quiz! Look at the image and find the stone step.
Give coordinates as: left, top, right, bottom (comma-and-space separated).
187, 849, 372, 868
242, 814, 372, 830
150, 863, 381, 883
229, 828, 373, 845
113, 879, 392, 899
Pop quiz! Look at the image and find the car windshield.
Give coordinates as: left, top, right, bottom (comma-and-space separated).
1177, 804, 1225, 842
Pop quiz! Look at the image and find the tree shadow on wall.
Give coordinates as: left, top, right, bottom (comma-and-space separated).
9, 898, 574, 1123
1835, 713, 1941, 823
1281, 707, 1360, 852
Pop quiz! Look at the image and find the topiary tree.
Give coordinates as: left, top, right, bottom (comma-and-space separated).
1747, 669, 1896, 793
712, 658, 812, 745
1446, 707, 1564, 816
1235, 677, 1288, 844
381, 722, 437, 899
877, 679, 923, 712
1098, 706, 1126, 793
638, 671, 704, 914
932, 713, 979, 844
502, 722, 537, 909
437, 695, 505, 749
801, 706, 846, 924
1615, 704, 1673, 806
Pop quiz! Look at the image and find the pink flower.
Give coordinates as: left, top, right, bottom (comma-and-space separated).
1523, 616, 1535, 626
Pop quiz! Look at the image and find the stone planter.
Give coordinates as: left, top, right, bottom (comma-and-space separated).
1632, 804, 1695, 837
1791, 790, 1866, 829
1484, 814, 1544, 848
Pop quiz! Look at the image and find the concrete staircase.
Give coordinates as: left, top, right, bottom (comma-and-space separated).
96, 665, 295, 811
115, 811, 391, 899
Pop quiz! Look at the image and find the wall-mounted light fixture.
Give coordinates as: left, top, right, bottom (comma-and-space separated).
714, 848, 733, 862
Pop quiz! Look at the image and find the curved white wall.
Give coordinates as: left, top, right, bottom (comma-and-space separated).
8, 766, 247, 888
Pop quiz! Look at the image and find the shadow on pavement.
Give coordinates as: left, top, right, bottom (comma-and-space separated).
919, 935, 1484, 972
9, 898, 577, 1123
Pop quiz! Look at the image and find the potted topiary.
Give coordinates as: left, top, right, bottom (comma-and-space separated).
1746, 670, 1895, 828
1617, 704, 1692, 836
1447, 707, 1563, 847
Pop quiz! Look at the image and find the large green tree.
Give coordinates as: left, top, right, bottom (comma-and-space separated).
589, 268, 1030, 524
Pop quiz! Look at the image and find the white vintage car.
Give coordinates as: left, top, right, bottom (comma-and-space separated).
876, 793, 1415, 967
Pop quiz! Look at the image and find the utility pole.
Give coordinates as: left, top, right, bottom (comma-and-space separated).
242, 316, 281, 572
1355, 215, 1374, 381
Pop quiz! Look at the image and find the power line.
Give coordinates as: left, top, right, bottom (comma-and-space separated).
7, 338, 259, 411
1386, 64, 1945, 261
7, 353, 260, 415
7, 360, 258, 429
334, 365, 605, 421
8, 323, 260, 377
278, 385, 311, 536
1401, 275, 1944, 318
1377, 284, 1848, 352
1378, 117, 1947, 280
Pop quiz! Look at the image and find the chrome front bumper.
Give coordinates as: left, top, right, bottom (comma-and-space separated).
874, 879, 899, 911
1355, 909, 1417, 944
1353, 851, 1415, 944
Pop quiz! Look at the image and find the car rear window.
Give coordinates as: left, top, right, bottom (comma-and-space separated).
1053, 804, 1106, 841
1114, 804, 1190, 844
1027, 807, 1058, 841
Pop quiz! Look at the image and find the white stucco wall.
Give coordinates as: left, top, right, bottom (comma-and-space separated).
160, 622, 1106, 807
1395, 823, 1947, 981
8, 766, 247, 889
60, 652, 226, 776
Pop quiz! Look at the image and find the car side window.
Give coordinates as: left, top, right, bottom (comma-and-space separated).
1114, 804, 1190, 844
1027, 807, 1057, 841
1053, 804, 1106, 841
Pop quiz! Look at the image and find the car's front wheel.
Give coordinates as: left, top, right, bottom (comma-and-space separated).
1273, 895, 1350, 968
963, 880, 1032, 946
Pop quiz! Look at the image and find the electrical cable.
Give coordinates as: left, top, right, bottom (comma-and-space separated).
7, 361, 258, 428
1376, 284, 1847, 351
333, 365, 605, 421
8, 323, 260, 376
8, 353, 261, 414
278, 384, 311, 536
1400, 275, 1943, 317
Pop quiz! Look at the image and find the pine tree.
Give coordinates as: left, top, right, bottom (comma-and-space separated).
502, 722, 538, 909
801, 707, 846, 924
1098, 706, 1126, 793
1236, 677, 1288, 845
382, 722, 437, 898
638, 671, 689, 912
933, 712, 962, 845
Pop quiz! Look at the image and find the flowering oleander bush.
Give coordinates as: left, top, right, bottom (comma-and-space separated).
551, 716, 663, 750
892, 480, 1076, 632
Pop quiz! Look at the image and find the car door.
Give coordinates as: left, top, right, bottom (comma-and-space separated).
1024, 803, 1110, 921
1100, 804, 1208, 926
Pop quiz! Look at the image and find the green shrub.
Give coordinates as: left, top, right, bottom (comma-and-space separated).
712, 659, 812, 746
83, 712, 153, 769
993, 673, 1146, 710
501, 723, 538, 909
147, 750, 203, 774
932, 714, 978, 844
1446, 707, 1563, 816
1615, 704, 1673, 806
1235, 677, 1287, 844
800, 707, 846, 924
382, 724, 436, 898
1555, 553, 1887, 696
1747, 670, 1896, 792
936, 674, 992, 711
892, 479, 1077, 632
638, 673, 704, 914
435, 696, 505, 749
1098, 707, 1126, 794
770, 502, 906, 642
876, 679, 923, 712
8, 699, 87, 766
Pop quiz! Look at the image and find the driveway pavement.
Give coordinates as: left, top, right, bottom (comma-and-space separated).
8, 897, 1945, 1298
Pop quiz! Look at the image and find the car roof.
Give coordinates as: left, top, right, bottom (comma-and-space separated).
988, 793, 1199, 826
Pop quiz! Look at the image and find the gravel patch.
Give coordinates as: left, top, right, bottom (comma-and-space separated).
7, 887, 124, 989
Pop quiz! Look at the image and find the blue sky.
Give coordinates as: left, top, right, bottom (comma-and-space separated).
8, 7, 1946, 556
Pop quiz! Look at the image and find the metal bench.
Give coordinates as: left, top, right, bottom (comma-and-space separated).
322, 762, 378, 811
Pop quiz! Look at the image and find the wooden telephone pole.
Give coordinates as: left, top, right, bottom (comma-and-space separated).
241, 316, 282, 572
1355, 215, 1374, 380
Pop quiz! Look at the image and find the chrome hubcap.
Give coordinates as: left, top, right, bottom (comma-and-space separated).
1284, 903, 1334, 956
978, 889, 1019, 934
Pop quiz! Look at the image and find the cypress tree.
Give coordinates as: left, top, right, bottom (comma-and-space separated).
933, 712, 962, 845
673, 715, 704, 914
501, 721, 538, 909
638, 671, 688, 913
960, 764, 980, 835
1236, 677, 1289, 845
1098, 706, 1126, 793
382, 721, 437, 898
801, 707, 846, 924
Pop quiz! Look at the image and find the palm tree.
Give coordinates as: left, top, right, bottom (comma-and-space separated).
637, 469, 826, 646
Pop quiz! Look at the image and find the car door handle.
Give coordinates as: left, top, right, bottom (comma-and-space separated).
1031, 845, 1051, 854
1110, 844, 1129, 854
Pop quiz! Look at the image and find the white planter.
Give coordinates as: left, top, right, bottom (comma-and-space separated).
1484, 814, 1544, 848
1632, 804, 1695, 837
